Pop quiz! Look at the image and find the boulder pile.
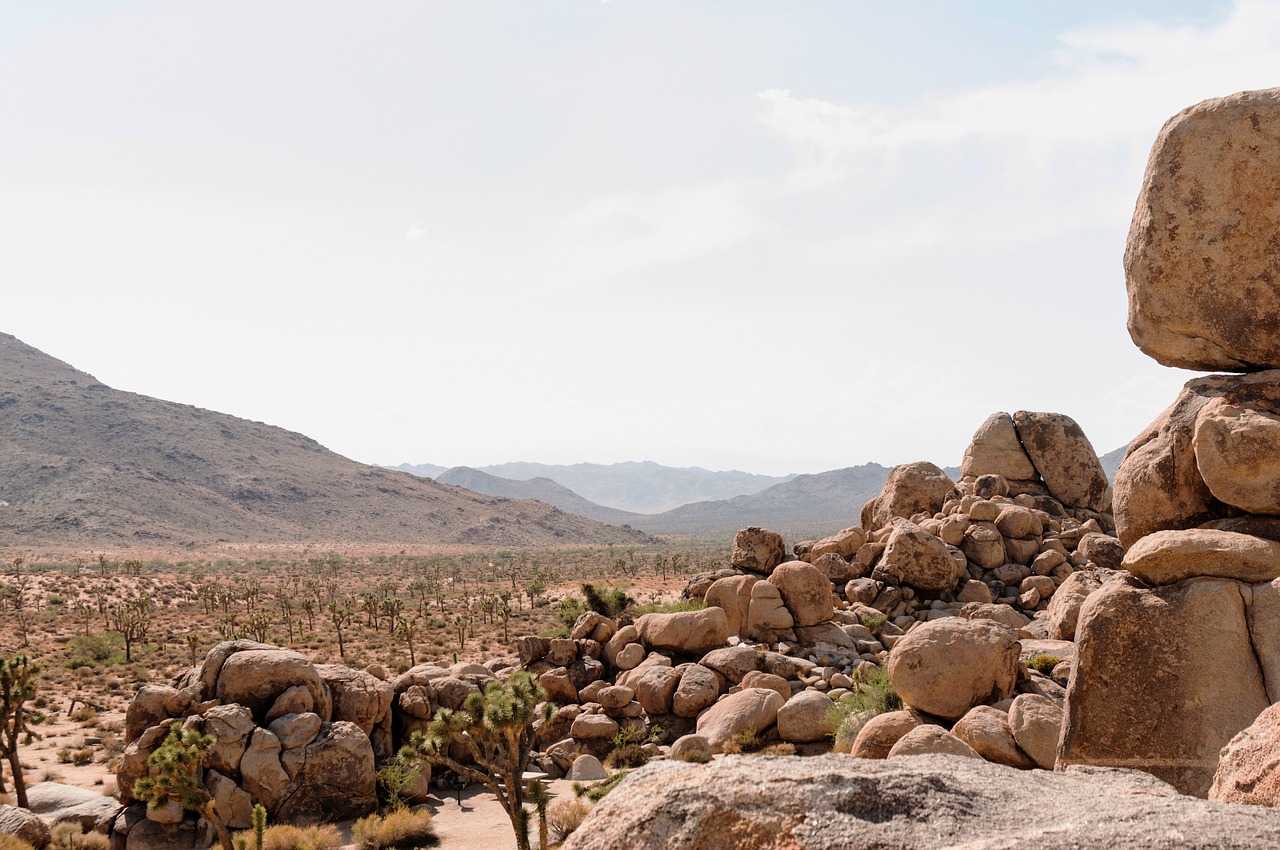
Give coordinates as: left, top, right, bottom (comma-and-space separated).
1058, 87, 1280, 799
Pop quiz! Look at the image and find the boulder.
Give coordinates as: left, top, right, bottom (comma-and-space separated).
1195, 398, 1280, 514
745, 581, 794, 636
203, 770, 254, 829
633, 665, 682, 716
952, 706, 1034, 769
868, 462, 956, 531
850, 710, 924, 759
671, 664, 722, 718
126, 685, 177, 742
571, 713, 620, 741
1008, 693, 1063, 770
776, 690, 837, 744
0, 804, 51, 849
214, 648, 330, 722
1122, 528, 1280, 585
1048, 571, 1105, 641
1058, 575, 1269, 796
24, 782, 122, 831
887, 725, 982, 760
274, 721, 377, 823
698, 646, 761, 685
1012, 411, 1111, 512
1210, 701, 1280, 805
596, 685, 634, 712
703, 575, 757, 638
694, 688, 785, 753
557, 753, 1280, 850
731, 527, 785, 574
567, 754, 609, 782
739, 671, 790, 705
315, 665, 393, 740
768, 562, 833, 627
962, 412, 1037, 480
265, 684, 316, 724
268, 711, 323, 751
887, 618, 1021, 720
1125, 87, 1280, 371
811, 528, 865, 561
239, 728, 290, 812
881, 520, 964, 591
634, 608, 730, 655
669, 734, 713, 763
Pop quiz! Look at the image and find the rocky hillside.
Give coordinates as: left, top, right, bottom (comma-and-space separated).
0, 333, 651, 547
436, 467, 647, 528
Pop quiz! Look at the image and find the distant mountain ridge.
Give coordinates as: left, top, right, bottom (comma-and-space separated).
0, 333, 650, 547
435, 467, 645, 527
392, 460, 794, 514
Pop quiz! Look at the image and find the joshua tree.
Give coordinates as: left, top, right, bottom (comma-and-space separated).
109, 594, 154, 661
402, 671, 551, 850
133, 726, 233, 850
0, 654, 39, 807
527, 778, 551, 850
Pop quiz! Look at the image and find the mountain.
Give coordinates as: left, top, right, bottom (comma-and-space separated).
1099, 445, 1128, 482
434, 467, 645, 527
392, 462, 448, 479
0, 333, 651, 547
634, 464, 896, 538
402, 460, 795, 513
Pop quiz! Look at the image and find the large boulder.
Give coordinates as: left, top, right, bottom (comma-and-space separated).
671, 664, 722, 718
768, 562, 832, 627
315, 665, 393, 756
775, 691, 837, 744
887, 725, 982, 760
731, 527, 785, 574
703, 575, 757, 637
881, 519, 965, 591
961, 412, 1037, 480
0, 804, 51, 850
745, 581, 794, 637
1008, 694, 1063, 770
273, 721, 376, 823
1210, 701, 1280, 805
867, 462, 956, 532
634, 608, 729, 655
24, 782, 121, 831
1122, 528, 1280, 585
1193, 396, 1280, 513
1125, 87, 1280, 372
886, 618, 1021, 720
1012, 411, 1110, 512
850, 710, 925, 759
1058, 575, 1270, 797
1047, 570, 1105, 641
694, 688, 785, 753
951, 706, 1034, 769
214, 649, 331, 722
557, 754, 1280, 850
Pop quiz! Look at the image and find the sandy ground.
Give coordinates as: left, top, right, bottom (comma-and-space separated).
426, 780, 579, 849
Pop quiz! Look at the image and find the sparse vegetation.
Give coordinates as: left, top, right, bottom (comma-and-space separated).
0, 653, 40, 807
1026, 653, 1062, 676
546, 798, 591, 843
572, 769, 628, 802
352, 808, 437, 850
826, 666, 902, 753
255, 824, 343, 850
133, 726, 234, 850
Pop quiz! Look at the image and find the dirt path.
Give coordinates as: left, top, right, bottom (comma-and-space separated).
425, 780, 579, 850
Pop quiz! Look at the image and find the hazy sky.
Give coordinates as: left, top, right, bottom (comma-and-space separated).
4, 1, 1273, 476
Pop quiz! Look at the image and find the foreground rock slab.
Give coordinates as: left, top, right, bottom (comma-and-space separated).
561, 754, 1280, 850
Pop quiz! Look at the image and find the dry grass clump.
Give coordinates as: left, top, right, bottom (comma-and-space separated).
49, 823, 110, 850
546, 798, 591, 843
256, 824, 343, 850
0, 836, 37, 850
352, 808, 438, 850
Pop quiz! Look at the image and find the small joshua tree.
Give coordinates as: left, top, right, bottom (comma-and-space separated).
133, 726, 234, 850
402, 671, 551, 850
0, 654, 39, 807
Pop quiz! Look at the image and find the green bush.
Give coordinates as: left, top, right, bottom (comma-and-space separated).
572, 769, 628, 802
825, 666, 902, 753
580, 583, 633, 619
630, 598, 705, 617
65, 633, 126, 669
1026, 654, 1062, 676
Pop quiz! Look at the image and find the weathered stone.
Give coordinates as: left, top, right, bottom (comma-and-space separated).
739, 671, 790, 704
571, 713, 620, 741
671, 664, 722, 718
731, 527, 786, 574
962, 412, 1037, 480
24, 783, 120, 831
1077, 534, 1124, 571
668, 734, 712, 763
274, 721, 376, 823
596, 685, 634, 712
265, 684, 315, 724
126, 685, 177, 742
201, 703, 256, 776
316, 664, 392, 755
633, 666, 682, 716
1125, 87, 1280, 371
214, 648, 330, 722
887, 618, 1021, 720
703, 575, 757, 638
698, 646, 761, 684
203, 770, 253, 829
1013, 411, 1110, 512
1123, 529, 1280, 585
268, 711, 322, 751
614, 644, 644, 671
887, 725, 982, 760
0, 804, 51, 849
776, 690, 837, 743
869, 462, 956, 532
240, 728, 290, 812
768, 561, 833, 627
745, 581, 794, 636
1210, 701, 1280, 805
850, 710, 924, 759
1059, 575, 1269, 797
695, 688, 785, 753
952, 706, 1034, 768
1008, 693, 1063, 770
635, 608, 730, 655
811, 527, 865, 561
567, 754, 609, 782
881, 519, 964, 592
961, 522, 1006, 570
558, 753, 1280, 850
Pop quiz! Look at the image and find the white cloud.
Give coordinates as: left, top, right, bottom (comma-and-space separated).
403, 221, 427, 242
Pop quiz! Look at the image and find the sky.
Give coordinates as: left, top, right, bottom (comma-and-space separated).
2, 0, 1275, 476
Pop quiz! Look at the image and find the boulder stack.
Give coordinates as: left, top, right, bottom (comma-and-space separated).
1059, 87, 1280, 797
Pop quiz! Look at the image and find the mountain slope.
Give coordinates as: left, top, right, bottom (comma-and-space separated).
435, 467, 646, 527
0, 333, 650, 547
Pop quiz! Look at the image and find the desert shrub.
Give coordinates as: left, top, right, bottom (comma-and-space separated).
70, 704, 98, 724
826, 666, 902, 753
721, 729, 765, 755
572, 769, 628, 802
580, 584, 633, 620
0, 836, 36, 850
65, 633, 126, 669
630, 598, 704, 617
352, 808, 437, 850
375, 753, 421, 811
760, 743, 796, 756
1026, 654, 1062, 676
857, 612, 888, 632
546, 798, 591, 843
255, 824, 343, 850
49, 823, 110, 850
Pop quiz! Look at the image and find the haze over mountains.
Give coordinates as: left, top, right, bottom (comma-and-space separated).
0, 334, 650, 548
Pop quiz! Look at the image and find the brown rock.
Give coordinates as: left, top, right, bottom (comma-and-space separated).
869, 462, 956, 532
739, 671, 790, 704
635, 608, 730, 655
214, 648, 330, 722
952, 706, 1034, 769
1194, 397, 1280, 513
1125, 87, 1280, 371
745, 580, 794, 636
776, 690, 837, 744
887, 618, 1021, 720
881, 519, 964, 591
672, 664, 722, 718
1123, 529, 1280, 585
850, 710, 924, 759
731, 527, 785, 574
887, 725, 982, 760
812, 527, 865, 561
1008, 693, 1063, 770
703, 575, 757, 638
1047, 571, 1105, 641
1058, 575, 1269, 796
695, 688, 785, 753
274, 720, 377, 823
633, 666, 682, 716
960, 522, 1006, 570
1013, 411, 1111, 512
1210, 701, 1280, 805
962, 413, 1037, 481
768, 561, 833, 627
